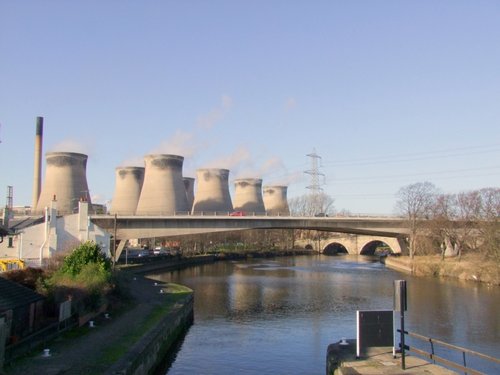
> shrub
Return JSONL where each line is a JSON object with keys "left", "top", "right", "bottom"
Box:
{"left": 42, "top": 241, "right": 113, "bottom": 314}
{"left": 60, "top": 241, "right": 111, "bottom": 277}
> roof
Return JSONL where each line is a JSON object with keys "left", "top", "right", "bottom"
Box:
{"left": 8, "top": 216, "right": 45, "bottom": 232}
{"left": 0, "top": 276, "right": 45, "bottom": 312}
{"left": 0, "top": 224, "right": 9, "bottom": 236}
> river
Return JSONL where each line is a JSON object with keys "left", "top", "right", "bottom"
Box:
{"left": 149, "top": 255, "right": 499, "bottom": 374}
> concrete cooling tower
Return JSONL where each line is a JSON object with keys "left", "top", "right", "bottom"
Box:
{"left": 35, "top": 152, "right": 92, "bottom": 215}
{"left": 233, "top": 178, "right": 265, "bottom": 215}
{"left": 263, "top": 185, "right": 290, "bottom": 216}
{"left": 183, "top": 177, "right": 195, "bottom": 212}
{"left": 110, "top": 167, "right": 145, "bottom": 215}
{"left": 192, "top": 169, "right": 233, "bottom": 214}
{"left": 135, "top": 154, "right": 189, "bottom": 215}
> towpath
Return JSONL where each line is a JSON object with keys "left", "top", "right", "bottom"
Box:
{"left": 5, "top": 271, "right": 168, "bottom": 375}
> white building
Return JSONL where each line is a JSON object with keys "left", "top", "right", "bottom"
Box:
{"left": 0, "top": 200, "right": 111, "bottom": 267}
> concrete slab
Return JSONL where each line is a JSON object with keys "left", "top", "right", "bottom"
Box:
{"left": 327, "top": 340, "right": 458, "bottom": 375}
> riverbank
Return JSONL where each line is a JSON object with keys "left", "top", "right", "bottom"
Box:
{"left": 383, "top": 254, "right": 499, "bottom": 285}
{"left": 4, "top": 268, "right": 194, "bottom": 375}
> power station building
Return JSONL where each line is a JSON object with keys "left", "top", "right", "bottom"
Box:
{"left": 263, "top": 185, "right": 290, "bottom": 216}
{"left": 135, "top": 154, "right": 190, "bottom": 215}
{"left": 35, "top": 152, "right": 92, "bottom": 215}
{"left": 109, "top": 167, "right": 145, "bottom": 215}
{"left": 1, "top": 116, "right": 296, "bottom": 266}
{"left": 192, "top": 168, "right": 233, "bottom": 214}
{"left": 232, "top": 178, "right": 266, "bottom": 215}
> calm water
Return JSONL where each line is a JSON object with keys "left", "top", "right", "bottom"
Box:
{"left": 149, "top": 255, "right": 499, "bottom": 374}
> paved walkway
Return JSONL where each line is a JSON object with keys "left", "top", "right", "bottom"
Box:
{"left": 5, "top": 273, "right": 168, "bottom": 375}
{"left": 328, "top": 342, "right": 458, "bottom": 375}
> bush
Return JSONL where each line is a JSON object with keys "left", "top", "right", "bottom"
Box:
{"left": 42, "top": 241, "right": 113, "bottom": 314}
{"left": 60, "top": 241, "right": 111, "bottom": 277}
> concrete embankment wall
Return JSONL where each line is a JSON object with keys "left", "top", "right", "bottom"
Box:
{"left": 383, "top": 255, "right": 499, "bottom": 285}
{"left": 122, "top": 255, "right": 216, "bottom": 274}
{"left": 382, "top": 256, "right": 413, "bottom": 274}
{"left": 105, "top": 294, "right": 194, "bottom": 375}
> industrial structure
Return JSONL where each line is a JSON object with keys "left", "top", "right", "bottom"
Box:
{"left": 232, "top": 178, "right": 266, "bottom": 214}
{"left": 32, "top": 116, "right": 43, "bottom": 209}
{"left": 263, "top": 185, "right": 290, "bottom": 216}
{"left": 183, "top": 177, "right": 195, "bottom": 212}
{"left": 109, "top": 167, "right": 145, "bottom": 215}
{"left": 135, "top": 154, "right": 189, "bottom": 215}
{"left": 192, "top": 168, "right": 233, "bottom": 214}
{"left": 35, "top": 152, "right": 92, "bottom": 215}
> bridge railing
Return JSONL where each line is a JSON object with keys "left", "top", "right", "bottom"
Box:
{"left": 92, "top": 211, "right": 402, "bottom": 219}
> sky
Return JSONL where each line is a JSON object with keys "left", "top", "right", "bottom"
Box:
{"left": 1, "top": 1, "right": 499, "bottom": 215}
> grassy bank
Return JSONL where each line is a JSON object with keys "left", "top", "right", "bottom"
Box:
{"left": 98, "top": 282, "right": 192, "bottom": 367}
{"left": 384, "top": 254, "right": 499, "bottom": 285}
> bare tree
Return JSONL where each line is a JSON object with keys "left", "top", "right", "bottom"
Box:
{"left": 477, "top": 187, "right": 500, "bottom": 262}
{"left": 430, "top": 193, "right": 457, "bottom": 259}
{"left": 288, "top": 192, "right": 335, "bottom": 248}
{"left": 289, "top": 192, "right": 335, "bottom": 217}
{"left": 395, "top": 182, "right": 439, "bottom": 258}
{"left": 431, "top": 191, "right": 482, "bottom": 260}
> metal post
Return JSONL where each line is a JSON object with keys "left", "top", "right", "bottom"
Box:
{"left": 401, "top": 309, "right": 406, "bottom": 370}
{"left": 112, "top": 214, "right": 117, "bottom": 269}
{"left": 394, "top": 280, "right": 407, "bottom": 370}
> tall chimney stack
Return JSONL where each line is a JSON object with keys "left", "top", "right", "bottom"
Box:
{"left": 32, "top": 116, "right": 43, "bottom": 209}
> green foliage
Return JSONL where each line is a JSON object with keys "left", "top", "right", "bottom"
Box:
{"left": 60, "top": 241, "right": 111, "bottom": 277}
{"left": 42, "top": 241, "right": 113, "bottom": 313}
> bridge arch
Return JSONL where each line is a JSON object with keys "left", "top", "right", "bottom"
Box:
{"left": 359, "top": 240, "right": 394, "bottom": 256}
{"left": 323, "top": 241, "right": 351, "bottom": 255}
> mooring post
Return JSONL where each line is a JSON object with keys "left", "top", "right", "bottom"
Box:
{"left": 394, "top": 280, "right": 407, "bottom": 370}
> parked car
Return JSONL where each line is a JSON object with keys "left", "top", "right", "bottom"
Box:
{"left": 119, "top": 247, "right": 150, "bottom": 262}
{"left": 153, "top": 246, "right": 179, "bottom": 257}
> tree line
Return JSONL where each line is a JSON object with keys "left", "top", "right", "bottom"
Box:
{"left": 395, "top": 182, "right": 499, "bottom": 261}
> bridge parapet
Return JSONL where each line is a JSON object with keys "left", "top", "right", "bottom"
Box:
{"left": 90, "top": 215, "right": 409, "bottom": 241}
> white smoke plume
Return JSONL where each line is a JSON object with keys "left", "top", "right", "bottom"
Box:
{"left": 196, "top": 95, "right": 233, "bottom": 129}
{"left": 118, "top": 156, "right": 144, "bottom": 168}
{"left": 48, "top": 139, "right": 92, "bottom": 155}
{"left": 284, "top": 97, "right": 297, "bottom": 112}
{"left": 203, "top": 146, "right": 253, "bottom": 172}
{"left": 151, "top": 130, "right": 199, "bottom": 157}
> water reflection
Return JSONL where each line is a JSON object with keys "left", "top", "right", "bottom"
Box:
{"left": 149, "top": 255, "right": 499, "bottom": 375}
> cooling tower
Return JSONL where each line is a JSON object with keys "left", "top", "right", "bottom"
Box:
{"left": 192, "top": 169, "right": 233, "bottom": 214}
{"left": 263, "top": 185, "right": 290, "bottom": 216}
{"left": 233, "top": 178, "right": 265, "bottom": 215}
{"left": 109, "top": 167, "right": 145, "bottom": 215}
{"left": 183, "top": 177, "right": 195, "bottom": 212}
{"left": 135, "top": 154, "right": 189, "bottom": 215}
{"left": 32, "top": 116, "right": 43, "bottom": 209}
{"left": 35, "top": 152, "right": 92, "bottom": 215}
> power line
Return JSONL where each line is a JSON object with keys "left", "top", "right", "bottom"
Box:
{"left": 331, "top": 165, "right": 500, "bottom": 184}
{"left": 321, "top": 145, "right": 500, "bottom": 168}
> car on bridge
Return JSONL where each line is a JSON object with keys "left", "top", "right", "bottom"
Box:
{"left": 229, "top": 211, "right": 245, "bottom": 216}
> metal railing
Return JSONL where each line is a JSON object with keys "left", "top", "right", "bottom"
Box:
{"left": 398, "top": 329, "right": 500, "bottom": 375}
{"left": 4, "top": 315, "right": 78, "bottom": 365}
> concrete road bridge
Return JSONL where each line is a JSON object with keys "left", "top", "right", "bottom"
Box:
{"left": 90, "top": 215, "right": 410, "bottom": 258}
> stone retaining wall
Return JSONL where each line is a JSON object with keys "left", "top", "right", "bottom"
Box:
{"left": 105, "top": 294, "right": 194, "bottom": 375}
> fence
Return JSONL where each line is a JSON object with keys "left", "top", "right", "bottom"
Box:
{"left": 398, "top": 329, "right": 500, "bottom": 375}
{"left": 3, "top": 315, "right": 78, "bottom": 365}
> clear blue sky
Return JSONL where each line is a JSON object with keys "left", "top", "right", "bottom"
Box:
{"left": 1, "top": 1, "right": 499, "bottom": 214}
